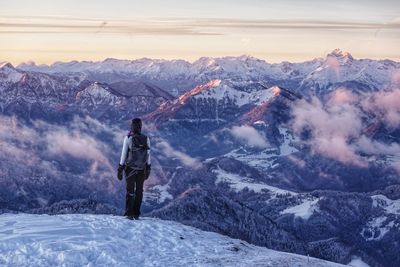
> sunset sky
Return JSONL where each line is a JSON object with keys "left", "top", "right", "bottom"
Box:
{"left": 1, "top": 0, "right": 399, "bottom": 65}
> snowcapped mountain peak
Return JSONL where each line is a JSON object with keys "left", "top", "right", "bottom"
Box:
{"left": 53, "top": 60, "right": 78, "bottom": 67}
{"left": 103, "top": 57, "right": 120, "bottom": 63}
{"left": 0, "top": 62, "right": 23, "bottom": 83}
{"left": 272, "top": 86, "right": 282, "bottom": 96}
{"left": 17, "top": 61, "right": 36, "bottom": 68}
{"left": 237, "top": 54, "right": 258, "bottom": 61}
{"left": 206, "top": 79, "right": 222, "bottom": 87}
{"left": 0, "top": 62, "right": 15, "bottom": 70}
{"left": 194, "top": 57, "right": 217, "bottom": 67}
{"left": 178, "top": 79, "right": 222, "bottom": 104}
{"left": 327, "top": 49, "right": 354, "bottom": 61}
{"left": 76, "top": 82, "right": 120, "bottom": 105}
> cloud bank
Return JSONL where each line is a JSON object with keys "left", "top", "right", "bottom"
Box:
{"left": 2, "top": 16, "right": 399, "bottom": 36}
{"left": 229, "top": 125, "right": 269, "bottom": 149}
{"left": 155, "top": 140, "right": 202, "bottom": 170}
{"left": 0, "top": 116, "right": 118, "bottom": 181}
{"left": 291, "top": 88, "right": 400, "bottom": 172}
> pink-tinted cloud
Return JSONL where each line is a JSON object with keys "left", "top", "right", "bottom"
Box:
{"left": 292, "top": 97, "right": 363, "bottom": 138}
{"left": 291, "top": 97, "right": 364, "bottom": 166}
{"left": 392, "top": 69, "right": 400, "bottom": 85}
{"left": 291, "top": 88, "right": 400, "bottom": 168}
{"left": 362, "top": 89, "right": 400, "bottom": 128}
{"left": 315, "top": 136, "right": 366, "bottom": 167}
{"left": 356, "top": 135, "right": 400, "bottom": 156}
{"left": 328, "top": 88, "right": 358, "bottom": 105}
{"left": 287, "top": 154, "right": 306, "bottom": 168}
{"left": 325, "top": 56, "right": 340, "bottom": 80}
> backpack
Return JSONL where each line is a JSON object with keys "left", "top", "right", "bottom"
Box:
{"left": 126, "top": 133, "right": 149, "bottom": 170}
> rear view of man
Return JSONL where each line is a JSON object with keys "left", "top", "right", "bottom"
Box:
{"left": 118, "top": 118, "right": 151, "bottom": 220}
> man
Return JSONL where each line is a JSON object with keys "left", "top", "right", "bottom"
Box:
{"left": 118, "top": 118, "right": 151, "bottom": 220}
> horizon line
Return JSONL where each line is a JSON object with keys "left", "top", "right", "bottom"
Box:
{"left": 4, "top": 50, "right": 400, "bottom": 67}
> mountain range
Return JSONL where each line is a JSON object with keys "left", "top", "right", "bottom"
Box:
{"left": 1, "top": 49, "right": 399, "bottom": 267}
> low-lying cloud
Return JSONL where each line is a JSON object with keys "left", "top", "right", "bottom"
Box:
{"left": 155, "top": 140, "right": 202, "bottom": 169}
{"left": 291, "top": 96, "right": 365, "bottom": 166}
{"left": 291, "top": 88, "right": 400, "bottom": 172}
{"left": 0, "top": 115, "right": 118, "bottom": 180}
{"left": 229, "top": 125, "right": 268, "bottom": 149}
{"left": 362, "top": 89, "right": 400, "bottom": 128}
{"left": 46, "top": 130, "right": 113, "bottom": 172}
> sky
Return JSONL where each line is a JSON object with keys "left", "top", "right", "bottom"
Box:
{"left": 0, "top": 0, "right": 399, "bottom": 65}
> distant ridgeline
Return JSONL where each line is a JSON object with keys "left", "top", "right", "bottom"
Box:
{"left": 0, "top": 51, "right": 399, "bottom": 266}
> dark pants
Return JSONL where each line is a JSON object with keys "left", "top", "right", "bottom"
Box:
{"left": 124, "top": 167, "right": 145, "bottom": 217}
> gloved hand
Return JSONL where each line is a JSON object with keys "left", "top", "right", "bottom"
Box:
{"left": 144, "top": 164, "right": 151, "bottom": 180}
{"left": 117, "top": 164, "right": 125, "bottom": 181}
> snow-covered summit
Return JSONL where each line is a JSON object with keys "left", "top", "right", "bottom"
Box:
{"left": 299, "top": 48, "right": 398, "bottom": 89}
{"left": 0, "top": 61, "right": 23, "bottom": 84}
{"left": 15, "top": 51, "right": 399, "bottom": 94}
{"left": 0, "top": 61, "right": 15, "bottom": 70}
{"left": 327, "top": 48, "right": 354, "bottom": 61}
{"left": 0, "top": 213, "right": 344, "bottom": 267}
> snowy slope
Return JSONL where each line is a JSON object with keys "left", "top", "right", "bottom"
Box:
{"left": 0, "top": 213, "right": 345, "bottom": 267}
{"left": 0, "top": 62, "right": 23, "bottom": 84}
{"left": 360, "top": 194, "right": 400, "bottom": 241}
{"left": 214, "top": 167, "right": 296, "bottom": 196}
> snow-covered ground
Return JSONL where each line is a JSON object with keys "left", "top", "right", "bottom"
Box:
{"left": 222, "top": 147, "right": 277, "bottom": 171}
{"left": 371, "top": 194, "right": 400, "bottom": 215}
{"left": 360, "top": 194, "right": 400, "bottom": 241}
{"left": 145, "top": 181, "right": 174, "bottom": 204}
{"left": 0, "top": 213, "right": 345, "bottom": 267}
{"left": 278, "top": 127, "right": 299, "bottom": 156}
{"left": 220, "top": 127, "right": 299, "bottom": 173}
{"left": 214, "top": 167, "right": 296, "bottom": 196}
{"left": 281, "top": 198, "right": 320, "bottom": 220}
{"left": 347, "top": 256, "right": 371, "bottom": 267}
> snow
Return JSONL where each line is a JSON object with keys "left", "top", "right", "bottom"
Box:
{"left": 371, "top": 194, "right": 400, "bottom": 215}
{"left": 253, "top": 120, "right": 266, "bottom": 126}
{"left": 0, "top": 62, "right": 23, "bottom": 83}
{"left": 16, "top": 52, "right": 399, "bottom": 93}
{"left": 300, "top": 51, "right": 396, "bottom": 90}
{"left": 76, "top": 83, "right": 120, "bottom": 106}
{"left": 214, "top": 167, "right": 296, "bottom": 196}
{"left": 360, "top": 195, "right": 400, "bottom": 241}
{"left": 249, "top": 87, "right": 275, "bottom": 105}
{"left": 223, "top": 147, "right": 277, "bottom": 171}
{"left": 328, "top": 49, "right": 354, "bottom": 61}
{"left": 146, "top": 181, "right": 174, "bottom": 204}
{"left": 360, "top": 216, "right": 391, "bottom": 241}
{"left": 0, "top": 213, "right": 344, "bottom": 267}
{"left": 177, "top": 79, "right": 221, "bottom": 104}
{"left": 278, "top": 127, "right": 298, "bottom": 156}
{"left": 281, "top": 198, "right": 320, "bottom": 220}
{"left": 193, "top": 82, "right": 275, "bottom": 108}
{"left": 347, "top": 256, "right": 371, "bottom": 267}
{"left": 223, "top": 128, "right": 297, "bottom": 172}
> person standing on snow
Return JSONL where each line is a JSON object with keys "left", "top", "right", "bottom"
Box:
{"left": 118, "top": 118, "right": 151, "bottom": 220}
